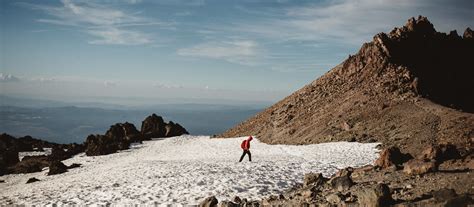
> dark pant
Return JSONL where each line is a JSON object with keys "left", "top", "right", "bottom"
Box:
{"left": 239, "top": 150, "right": 251, "bottom": 162}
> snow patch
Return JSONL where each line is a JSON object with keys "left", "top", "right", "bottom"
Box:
{"left": 0, "top": 135, "right": 380, "bottom": 205}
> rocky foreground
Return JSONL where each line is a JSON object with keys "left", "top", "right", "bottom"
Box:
{"left": 199, "top": 144, "right": 473, "bottom": 206}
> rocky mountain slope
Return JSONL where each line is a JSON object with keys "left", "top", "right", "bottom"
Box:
{"left": 219, "top": 16, "right": 474, "bottom": 155}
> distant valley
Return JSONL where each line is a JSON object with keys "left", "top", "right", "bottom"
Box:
{"left": 0, "top": 101, "right": 263, "bottom": 144}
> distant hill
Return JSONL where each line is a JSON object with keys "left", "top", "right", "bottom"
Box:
{"left": 219, "top": 16, "right": 474, "bottom": 155}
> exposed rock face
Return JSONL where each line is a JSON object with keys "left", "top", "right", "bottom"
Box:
{"left": 403, "top": 159, "right": 437, "bottom": 175}
{"left": 48, "top": 160, "right": 68, "bottom": 175}
{"left": 10, "top": 155, "right": 49, "bottom": 174}
{"left": 141, "top": 114, "right": 189, "bottom": 140}
{"left": 26, "top": 177, "right": 40, "bottom": 184}
{"left": 199, "top": 196, "right": 218, "bottom": 207}
{"left": 303, "top": 172, "right": 326, "bottom": 187}
{"left": 356, "top": 183, "right": 392, "bottom": 207}
{"left": 375, "top": 147, "right": 411, "bottom": 168}
{"left": 141, "top": 114, "right": 166, "bottom": 139}
{"left": 84, "top": 134, "right": 129, "bottom": 156}
{"left": 49, "top": 146, "right": 70, "bottom": 161}
{"left": 106, "top": 122, "right": 142, "bottom": 143}
{"left": 164, "top": 121, "right": 189, "bottom": 137}
{"left": 218, "top": 16, "right": 474, "bottom": 156}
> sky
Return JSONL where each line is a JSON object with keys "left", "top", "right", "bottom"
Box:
{"left": 1, "top": 0, "right": 473, "bottom": 106}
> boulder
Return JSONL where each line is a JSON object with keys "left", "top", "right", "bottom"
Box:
{"left": 464, "top": 27, "right": 473, "bottom": 39}
{"left": 63, "top": 143, "right": 85, "bottom": 157}
{"left": 141, "top": 114, "right": 167, "bottom": 139}
{"left": 106, "top": 122, "right": 142, "bottom": 143}
{"left": 84, "top": 134, "right": 129, "bottom": 156}
{"left": 303, "top": 172, "right": 327, "bottom": 187}
{"left": 10, "top": 155, "right": 49, "bottom": 174}
{"left": 356, "top": 183, "right": 392, "bottom": 207}
{"left": 218, "top": 201, "right": 239, "bottom": 207}
{"left": 49, "top": 146, "right": 70, "bottom": 161}
{"left": 48, "top": 160, "right": 68, "bottom": 175}
{"left": 199, "top": 196, "right": 218, "bottom": 207}
{"left": 375, "top": 147, "right": 412, "bottom": 168}
{"left": 164, "top": 121, "right": 189, "bottom": 137}
{"left": 418, "top": 144, "right": 461, "bottom": 163}
{"left": 326, "top": 193, "right": 342, "bottom": 204}
{"left": 26, "top": 177, "right": 40, "bottom": 184}
{"left": 0, "top": 134, "right": 20, "bottom": 173}
{"left": 67, "top": 163, "right": 81, "bottom": 169}
{"left": 432, "top": 188, "right": 457, "bottom": 202}
{"left": 329, "top": 174, "right": 353, "bottom": 192}
{"left": 141, "top": 114, "right": 189, "bottom": 139}
{"left": 432, "top": 188, "right": 472, "bottom": 206}
{"left": 232, "top": 196, "right": 242, "bottom": 204}
{"left": 403, "top": 159, "right": 437, "bottom": 175}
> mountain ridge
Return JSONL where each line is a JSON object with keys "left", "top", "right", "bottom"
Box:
{"left": 218, "top": 16, "right": 474, "bottom": 155}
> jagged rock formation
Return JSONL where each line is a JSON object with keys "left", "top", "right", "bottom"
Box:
{"left": 84, "top": 134, "right": 129, "bottom": 156}
{"left": 85, "top": 115, "right": 188, "bottom": 156}
{"left": 219, "top": 16, "right": 474, "bottom": 155}
{"left": 141, "top": 114, "right": 189, "bottom": 140}
{"left": 105, "top": 122, "right": 143, "bottom": 143}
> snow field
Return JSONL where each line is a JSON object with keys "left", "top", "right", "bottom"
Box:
{"left": 0, "top": 135, "right": 380, "bottom": 205}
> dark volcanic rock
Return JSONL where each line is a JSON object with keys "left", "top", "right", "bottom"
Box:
{"left": 48, "top": 160, "right": 68, "bottom": 175}
{"left": 329, "top": 174, "right": 353, "bottom": 192}
{"left": 26, "top": 177, "right": 40, "bottom": 184}
{"left": 375, "top": 147, "right": 412, "bottom": 168}
{"left": 403, "top": 159, "right": 437, "bottom": 175}
{"left": 106, "top": 122, "right": 142, "bottom": 143}
{"left": 199, "top": 196, "right": 218, "bottom": 207}
{"left": 141, "top": 114, "right": 166, "bottom": 140}
{"left": 164, "top": 121, "right": 189, "bottom": 137}
{"left": 67, "top": 163, "right": 81, "bottom": 169}
{"left": 63, "top": 143, "right": 85, "bottom": 157}
{"left": 49, "top": 146, "right": 70, "bottom": 161}
{"left": 85, "top": 134, "right": 129, "bottom": 156}
{"left": 0, "top": 134, "right": 20, "bottom": 174}
{"left": 141, "top": 114, "right": 189, "bottom": 139}
{"left": 356, "top": 183, "right": 392, "bottom": 207}
{"left": 10, "top": 155, "right": 49, "bottom": 174}
{"left": 303, "top": 172, "right": 326, "bottom": 187}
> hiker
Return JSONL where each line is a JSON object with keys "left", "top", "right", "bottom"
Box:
{"left": 239, "top": 136, "right": 253, "bottom": 162}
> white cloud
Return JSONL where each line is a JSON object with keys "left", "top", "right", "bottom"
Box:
{"left": 0, "top": 73, "right": 20, "bottom": 83}
{"left": 21, "top": 0, "right": 166, "bottom": 45}
{"left": 177, "top": 40, "right": 261, "bottom": 65}
{"left": 226, "top": 0, "right": 474, "bottom": 45}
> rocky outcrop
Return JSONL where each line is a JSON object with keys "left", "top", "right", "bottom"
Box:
{"left": 48, "top": 160, "right": 68, "bottom": 175}
{"left": 26, "top": 177, "right": 40, "bottom": 184}
{"left": 375, "top": 147, "right": 412, "bottom": 169}
{"left": 10, "top": 155, "right": 49, "bottom": 174}
{"left": 141, "top": 114, "right": 189, "bottom": 140}
{"left": 84, "top": 134, "right": 129, "bottom": 156}
{"left": 141, "top": 114, "right": 166, "bottom": 139}
{"left": 356, "top": 183, "right": 392, "bottom": 207}
{"left": 106, "top": 122, "right": 143, "bottom": 143}
{"left": 199, "top": 196, "right": 218, "bottom": 207}
{"left": 218, "top": 16, "right": 474, "bottom": 156}
{"left": 84, "top": 114, "right": 187, "bottom": 156}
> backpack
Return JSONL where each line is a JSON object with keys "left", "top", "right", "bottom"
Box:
{"left": 241, "top": 140, "right": 247, "bottom": 149}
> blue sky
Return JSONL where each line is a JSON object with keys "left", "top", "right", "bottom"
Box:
{"left": 1, "top": 0, "right": 473, "bottom": 106}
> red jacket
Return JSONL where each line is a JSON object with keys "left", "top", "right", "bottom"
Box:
{"left": 241, "top": 136, "right": 253, "bottom": 150}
